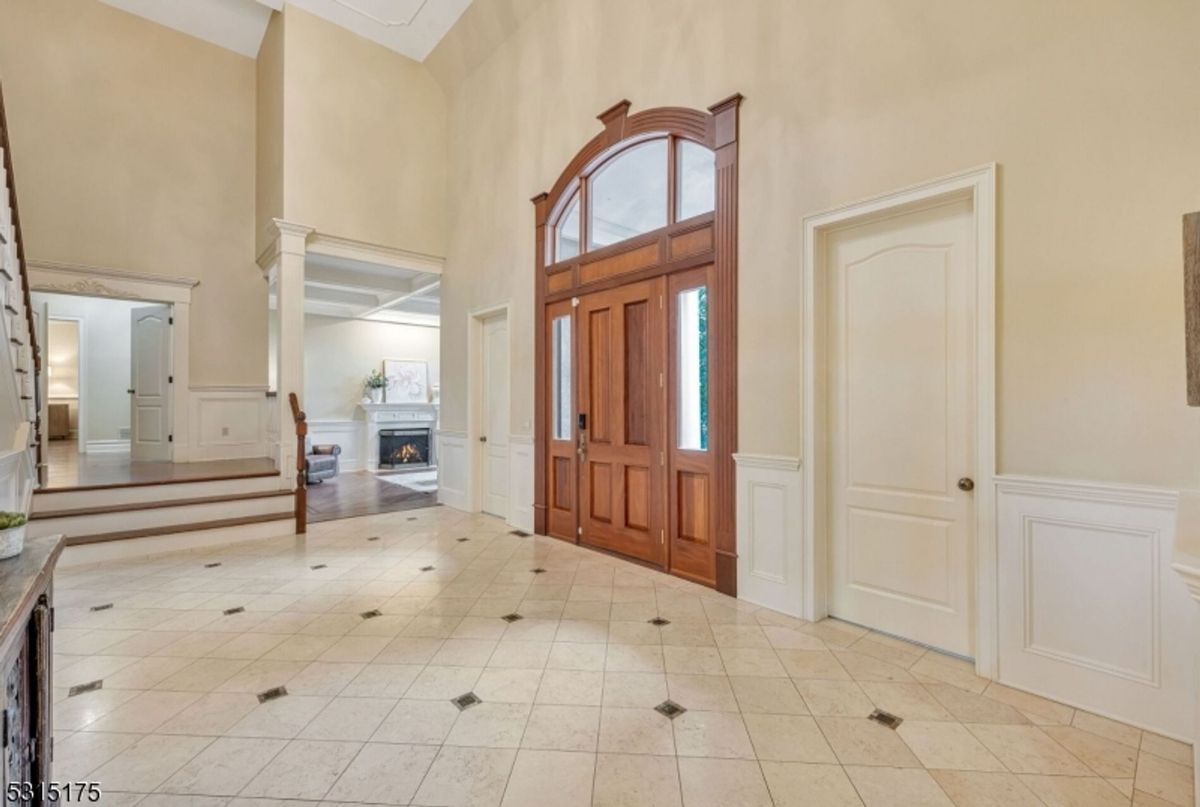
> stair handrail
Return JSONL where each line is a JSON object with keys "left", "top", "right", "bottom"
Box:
{"left": 0, "top": 80, "right": 43, "bottom": 492}
{"left": 288, "top": 392, "right": 307, "bottom": 534}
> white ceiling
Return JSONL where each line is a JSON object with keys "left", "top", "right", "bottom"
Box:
{"left": 98, "top": 0, "right": 473, "bottom": 61}
{"left": 269, "top": 252, "right": 441, "bottom": 326}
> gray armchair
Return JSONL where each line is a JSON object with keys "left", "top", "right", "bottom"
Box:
{"left": 305, "top": 443, "right": 341, "bottom": 484}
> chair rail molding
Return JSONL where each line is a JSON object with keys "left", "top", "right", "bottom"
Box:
{"left": 996, "top": 473, "right": 1192, "bottom": 739}
{"left": 734, "top": 453, "right": 803, "bottom": 616}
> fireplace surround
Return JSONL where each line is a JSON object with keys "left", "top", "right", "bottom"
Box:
{"left": 359, "top": 402, "right": 438, "bottom": 472}
{"left": 379, "top": 427, "right": 432, "bottom": 469}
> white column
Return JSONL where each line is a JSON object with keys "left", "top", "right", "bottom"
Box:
{"left": 272, "top": 219, "right": 312, "bottom": 487}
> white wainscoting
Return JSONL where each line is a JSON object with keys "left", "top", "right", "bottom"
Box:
{"left": 85, "top": 439, "right": 130, "bottom": 454}
{"left": 437, "top": 430, "right": 469, "bottom": 511}
{"left": 509, "top": 434, "right": 534, "bottom": 532}
{"left": 187, "top": 387, "right": 269, "bottom": 461}
{"left": 308, "top": 419, "right": 365, "bottom": 472}
{"left": 996, "top": 475, "right": 1194, "bottom": 739}
{"left": 735, "top": 454, "right": 804, "bottom": 617}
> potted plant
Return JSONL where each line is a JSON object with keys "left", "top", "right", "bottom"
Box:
{"left": 364, "top": 369, "right": 387, "bottom": 404}
{"left": 0, "top": 511, "right": 28, "bottom": 560}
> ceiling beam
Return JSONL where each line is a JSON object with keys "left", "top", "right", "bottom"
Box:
{"left": 359, "top": 280, "right": 441, "bottom": 319}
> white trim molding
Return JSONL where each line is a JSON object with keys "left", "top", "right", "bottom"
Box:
{"left": 509, "top": 434, "right": 534, "bottom": 533}
{"left": 801, "top": 163, "right": 998, "bottom": 676}
{"left": 997, "top": 474, "right": 1193, "bottom": 739}
{"left": 735, "top": 454, "right": 804, "bottom": 616}
{"left": 437, "top": 429, "right": 470, "bottom": 511}
{"left": 187, "top": 386, "right": 270, "bottom": 461}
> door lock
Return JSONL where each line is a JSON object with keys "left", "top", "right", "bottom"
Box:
{"left": 957, "top": 477, "right": 975, "bottom": 492}
{"left": 126, "top": 388, "right": 135, "bottom": 395}
{"left": 479, "top": 435, "right": 487, "bottom": 443}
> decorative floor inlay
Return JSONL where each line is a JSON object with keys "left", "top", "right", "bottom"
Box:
{"left": 501, "top": 613, "right": 524, "bottom": 623}
{"left": 310, "top": 563, "right": 327, "bottom": 570}
{"left": 256, "top": 685, "right": 288, "bottom": 704}
{"left": 203, "top": 562, "right": 221, "bottom": 568}
{"left": 48, "top": 506, "right": 1193, "bottom": 806}
{"left": 509, "top": 529, "right": 531, "bottom": 537}
{"left": 420, "top": 565, "right": 435, "bottom": 572}
{"left": 88, "top": 603, "right": 112, "bottom": 612}
{"left": 869, "top": 708, "right": 903, "bottom": 729}
{"left": 457, "top": 537, "right": 470, "bottom": 542}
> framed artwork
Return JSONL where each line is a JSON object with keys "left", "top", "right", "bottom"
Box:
{"left": 383, "top": 359, "right": 429, "bottom": 403}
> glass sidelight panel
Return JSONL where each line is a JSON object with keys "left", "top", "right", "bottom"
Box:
{"left": 589, "top": 139, "right": 668, "bottom": 248}
{"left": 555, "top": 192, "right": 581, "bottom": 261}
{"left": 676, "top": 140, "right": 716, "bottom": 220}
{"left": 552, "top": 315, "right": 572, "bottom": 439}
{"left": 677, "top": 286, "right": 709, "bottom": 451}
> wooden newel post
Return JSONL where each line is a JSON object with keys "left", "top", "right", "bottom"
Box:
{"left": 1185, "top": 212, "right": 1200, "bottom": 406}
{"left": 289, "top": 393, "right": 308, "bottom": 534}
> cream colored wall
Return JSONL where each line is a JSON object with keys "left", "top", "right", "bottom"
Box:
{"left": 0, "top": 0, "right": 263, "bottom": 387}
{"left": 304, "top": 314, "right": 439, "bottom": 421}
{"left": 428, "top": 0, "right": 1200, "bottom": 489}
{"left": 256, "top": 10, "right": 286, "bottom": 256}
{"left": 279, "top": 6, "right": 448, "bottom": 257}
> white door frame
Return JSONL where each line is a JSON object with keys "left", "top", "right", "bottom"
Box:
{"left": 802, "top": 164, "right": 997, "bottom": 676}
{"left": 467, "top": 301, "right": 512, "bottom": 519}
{"left": 46, "top": 315, "right": 87, "bottom": 453}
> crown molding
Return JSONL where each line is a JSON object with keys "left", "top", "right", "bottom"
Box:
{"left": 27, "top": 259, "right": 200, "bottom": 289}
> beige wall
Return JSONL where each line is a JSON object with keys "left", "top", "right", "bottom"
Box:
{"left": 0, "top": 0, "right": 263, "bottom": 387}
{"left": 304, "top": 314, "right": 439, "bottom": 421}
{"left": 279, "top": 6, "right": 448, "bottom": 257}
{"left": 256, "top": 10, "right": 286, "bottom": 256}
{"left": 428, "top": 0, "right": 1200, "bottom": 490}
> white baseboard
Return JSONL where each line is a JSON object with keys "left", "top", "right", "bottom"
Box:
{"left": 734, "top": 454, "right": 804, "bottom": 617}
{"left": 996, "top": 474, "right": 1192, "bottom": 739}
{"left": 84, "top": 439, "right": 130, "bottom": 454}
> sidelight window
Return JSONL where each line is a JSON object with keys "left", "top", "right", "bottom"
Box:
{"left": 552, "top": 315, "right": 572, "bottom": 440}
{"left": 678, "top": 285, "right": 709, "bottom": 451}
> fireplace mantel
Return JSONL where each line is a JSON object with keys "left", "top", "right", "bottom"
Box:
{"left": 357, "top": 402, "right": 439, "bottom": 471}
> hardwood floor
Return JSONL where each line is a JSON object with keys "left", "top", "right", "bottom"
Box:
{"left": 44, "top": 441, "right": 278, "bottom": 490}
{"left": 306, "top": 470, "right": 437, "bottom": 523}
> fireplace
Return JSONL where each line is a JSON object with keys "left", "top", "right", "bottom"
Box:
{"left": 379, "top": 427, "right": 432, "bottom": 469}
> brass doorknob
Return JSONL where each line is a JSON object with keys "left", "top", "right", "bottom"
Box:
{"left": 957, "top": 477, "right": 975, "bottom": 492}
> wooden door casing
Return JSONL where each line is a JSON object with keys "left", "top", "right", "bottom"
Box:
{"left": 545, "top": 298, "right": 577, "bottom": 540}
{"left": 577, "top": 278, "right": 668, "bottom": 565}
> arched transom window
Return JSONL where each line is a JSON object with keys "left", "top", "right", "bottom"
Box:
{"left": 549, "top": 135, "right": 716, "bottom": 264}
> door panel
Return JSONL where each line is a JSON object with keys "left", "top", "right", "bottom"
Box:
{"left": 578, "top": 278, "right": 667, "bottom": 564}
{"left": 130, "top": 304, "right": 172, "bottom": 462}
{"left": 481, "top": 314, "right": 510, "bottom": 518}
{"left": 828, "top": 197, "right": 975, "bottom": 656}
{"left": 545, "top": 301, "right": 576, "bottom": 539}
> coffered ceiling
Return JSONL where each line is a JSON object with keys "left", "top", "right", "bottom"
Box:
{"left": 97, "top": 0, "right": 473, "bottom": 60}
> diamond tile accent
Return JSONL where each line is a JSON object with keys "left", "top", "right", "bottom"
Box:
{"left": 310, "top": 564, "right": 328, "bottom": 570}
{"left": 655, "top": 700, "right": 687, "bottom": 719}
{"left": 869, "top": 708, "right": 903, "bottom": 729}
{"left": 531, "top": 568, "right": 547, "bottom": 574}
{"left": 457, "top": 537, "right": 470, "bottom": 542}
{"left": 648, "top": 617, "right": 671, "bottom": 626}
{"left": 257, "top": 685, "right": 289, "bottom": 704}
{"left": 68, "top": 680, "right": 103, "bottom": 698}
{"left": 367, "top": 536, "right": 380, "bottom": 541}
{"left": 501, "top": 613, "right": 524, "bottom": 623}
{"left": 360, "top": 609, "right": 383, "bottom": 619}
{"left": 89, "top": 603, "right": 113, "bottom": 612}
{"left": 420, "top": 566, "right": 435, "bottom": 572}
{"left": 451, "top": 692, "right": 482, "bottom": 711}
{"left": 204, "top": 562, "right": 222, "bottom": 568}
{"left": 224, "top": 606, "right": 245, "bottom": 615}
{"left": 509, "top": 530, "right": 531, "bottom": 537}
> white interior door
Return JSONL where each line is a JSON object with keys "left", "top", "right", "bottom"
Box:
{"left": 130, "top": 304, "right": 172, "bottom": 462}
{"left": 480, "top": 313, "right": 509, "bottom": 518}
{"left": 828, "top": 196, "right": 976, "bottom": 657}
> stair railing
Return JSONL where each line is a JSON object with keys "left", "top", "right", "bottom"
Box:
{"left": 288, "top": 392, "right": 307, "bottom": 534}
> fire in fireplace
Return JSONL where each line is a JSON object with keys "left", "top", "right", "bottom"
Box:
{"left": 379, "top": 428, "right": 432, "bottom": 469}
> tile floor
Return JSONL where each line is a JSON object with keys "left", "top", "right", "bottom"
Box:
{"left": 51, "top": 507, "right": 1194, "bottom": 806}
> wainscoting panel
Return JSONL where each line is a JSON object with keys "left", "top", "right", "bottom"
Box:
{"left": 438, "top": 430, "right": 469, "bottom": 511}
{"left": 996, "top": 475, "right": 1194, "bottom": 738}
{"left": 308, "top": 419, "right": 365, "bottom": 472}
{"left": 735, "top": 454, "right": 804, "bottom": 617}
{"left": 188, "top": 388, "right": 269, "bottom": 461}
{"left": 509, "top": 434, "right": 534, "bottom": 532}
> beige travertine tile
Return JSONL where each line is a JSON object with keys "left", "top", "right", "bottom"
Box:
{"left": 1143, "top": 733, "right": 1195, "bottom": 767}
{"left": 910, "top": 654, "right": 989, "bottom": 694}
{"left": 662, "top": 645, "right": 724, "bottom": 674}
{"left": 930, "top": 769, "right": 1044, "bottom": 807}
{"left": 411, "top": 746, "right": 516, "bottom": 807}
{"left": 372, "top": 699, "right": 460, "bottom": 744}
{"left": 159, "top": 736, "right": 286, "bottom": 795}
{"left": 896, "top": 720, "right": 1006, "bottom": 771}
{"left": 536, "top": 668, "right": 603, "bottom": 705}
{"left": 794, "top": 679, "right": 875, "bottom": 717}
{"left": 818, "top": 717, "right": 922, "bottom": 768}
{"left": 844, "top": 765, "right": 955, "bottom": 807}
{"left": 776, "top": 649, "right": 850, "bottom": 680}
{"left": 547, "top": 641, "right": 608, "bottom": 670}
{"left": 488, "top": 640, "right": 552, "bottom": 669}
{"left": 832, "top": 650, "right": 916, "bottom": 683}
{"left": 325, "top": 742, "right": 438, "bottom": 804}
{"left": 444, "top": 701, "right": 531, "bottom": 748}
{"left": 926, "top": 684, "right": 1030, "bottom": 724}
{"left": 672, "top": 710, "right": 755, "bottom": 759}
{"left": 966, "top": 724, "right": 1092, "bottom": 775}
{"left": 603, "top": 671, "right": 668, "bottom": 708}
{"left": 405, "top": 665, "right": 482, "bottom": 699}
{"left": 1018, "top": 774, "right": 1131, "bottom": 807}
{"left": 592, "top": 753, "right": 682, "bottom": 807}
{"left": 598, "top": 707, "right": 675, "bottom": 755}
{"left": 982, "top": 682, "right": 1075, "bottom": 725}
{"left": 761, "top": 626, "right": 828, "bottom": 651}
{"left": 1135, "top": 750, "right": 1194, "bottom": 806}
{"left": 52, "top": 731, "right": 141, "bottom": 781}
{"left": 665, "top": 674, "right": 738, "bottom": 712}
{"left": 718, "top": 647, "right": 787, "bottom": 677}
{"left": 856, "top": 682, "right": 952, "bottom": 721}
{"left": 1072, "top": 711, "right": 1143, "bottom": 749}
{"left": 677, "top": 757, "right": 773, "bottom": 807}
{"left": 1042, "top": 725, "right": 1138, "bottom": 778}
{"left": 79, "top": 690, "right": 200, "bottom": 733}
{"left": 522, "top": 704, "right": 600, "bottom": 751}
{"left": 605, "top": 643, "right": 665, "bottom": 672}
{"left": 743, "top": 713, "right": 837, "bottom": 763}
{"left": 474, "top": 668, "right": 543, "bottom": 703}
{"left": 500, "top": 749, "right": 595, "bottom": 807}
{"left": 227, "top": 694, "right": 329, "bottom": 740}
{"left": 89, "top": 734, "right": 213, "bottom": 793}
{"left": 280, "top": 661, "right": 363, "bottom": 696}
{"left": 299, "top": 696, "right": 394, "bottom": 741}
{"left": 761, "top": 761, "right": 864, "bottom": 807}
{"left": 431, "top": 638, "right": 499, "bottom": 666}
{"left": 729, "top": 676, "right": 810, "bottom": 715}
{"left": 340, "top": 663, "right": 421, "bottom": 697}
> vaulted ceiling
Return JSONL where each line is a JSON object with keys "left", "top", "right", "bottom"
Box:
{"left": 97, "top": 0, "right": 474, "bottom": 60}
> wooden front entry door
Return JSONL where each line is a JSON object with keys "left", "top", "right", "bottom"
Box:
{"left": 577, "top": 278, "right": 668, "bottom": 565}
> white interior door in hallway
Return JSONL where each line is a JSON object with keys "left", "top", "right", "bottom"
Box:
{"left": 480, "top": 312, "right": 510, "bottom": 518}
{"left": 827, "top": 196, "right": 977, "bottom": 657}
{"left": 130, "top": 304, "right": 173, "bottom": 462}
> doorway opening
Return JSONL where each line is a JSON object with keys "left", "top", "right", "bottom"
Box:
{"left": 35, "top": 291, "right": 179, "bottom": 488}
